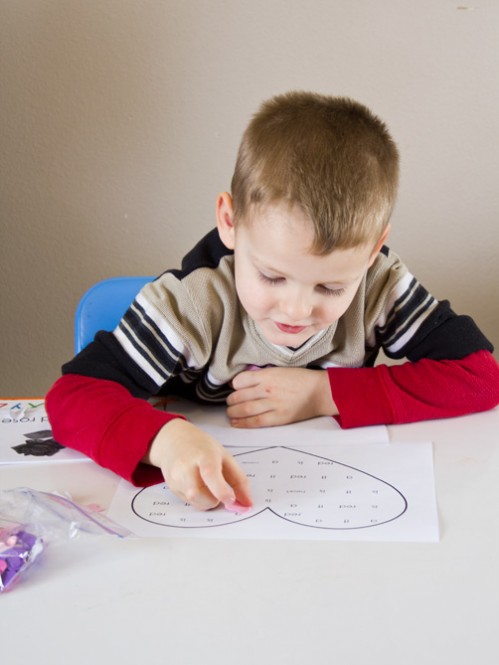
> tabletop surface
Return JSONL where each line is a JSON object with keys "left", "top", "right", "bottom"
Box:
{"left": 2, "top": 407, "right": 498, "bottom": 665}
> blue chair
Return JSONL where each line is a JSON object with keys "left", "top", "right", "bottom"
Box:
{"left": 74, "top": 276, "right": 155, "bottom": 353}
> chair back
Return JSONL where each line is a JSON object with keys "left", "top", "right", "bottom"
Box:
{"left": 74, "top": 276, "right": 154, "bottom": 353}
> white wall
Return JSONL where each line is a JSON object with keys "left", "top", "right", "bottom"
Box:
{"left": 1, "top": 0, "right": 498, "bottom": 396}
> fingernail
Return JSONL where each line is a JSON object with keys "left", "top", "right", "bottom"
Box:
{"left": 224, "top": 501, "right": 251, "bottom": 514}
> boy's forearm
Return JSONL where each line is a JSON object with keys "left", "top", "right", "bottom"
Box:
{"left": 45, "top": 374, "right": 184, "bottom": 486}
{"left": 328, "top": 350, "right": 499, "bottom": 428}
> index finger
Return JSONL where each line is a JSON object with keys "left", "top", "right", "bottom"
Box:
{"left": 199, "top": 455, "right": 252, "bottom": 509}
{"left": 222, "top": 454, "right": 253, "bottom": 508}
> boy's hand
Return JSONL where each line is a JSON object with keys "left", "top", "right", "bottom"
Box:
{"left": 227, "top": 367, "right": 337, "bottom": 428}
{"left": 145, "top": 419, "right": 252, "bottom": 511}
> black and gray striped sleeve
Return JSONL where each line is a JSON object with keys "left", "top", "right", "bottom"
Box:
{"left": 371, "top": 259, "right": 493, "bottom": 362}
{"left": 113, "top": 289, "right": 194, "bottom": 388}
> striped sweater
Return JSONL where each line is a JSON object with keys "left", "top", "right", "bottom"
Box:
{"left": 46, "top": 229, "right": 499, "bottom": 485}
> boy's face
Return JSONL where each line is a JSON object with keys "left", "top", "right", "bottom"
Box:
{"left": 217, "top": 195, "right": 385, "bottom": 348}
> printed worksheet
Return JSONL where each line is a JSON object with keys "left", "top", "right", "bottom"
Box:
{"left": 0, "top": 399, "right": 86, "bottom": 464}
{"left": 108, "top": 414, "right": 439, "bottom": 542}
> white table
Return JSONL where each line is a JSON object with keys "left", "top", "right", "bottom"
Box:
{"left": 2, "top": 408, "right": 498, "bottom": 665}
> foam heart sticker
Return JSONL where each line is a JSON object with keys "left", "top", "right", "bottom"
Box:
{"left": 132, "top": 446, "right": 408, "bottom": 530}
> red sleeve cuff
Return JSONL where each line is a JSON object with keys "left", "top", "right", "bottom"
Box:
{"left": 97, "top": 399, "right": 182, "bottom": 486}
{"left": 327, "top": 365, "right": 395, "bottom": 428}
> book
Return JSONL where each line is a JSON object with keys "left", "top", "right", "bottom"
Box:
{"left": 0, "top": 399, "right": 86, "bottom": 464}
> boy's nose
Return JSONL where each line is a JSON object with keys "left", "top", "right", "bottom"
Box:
{"left": 280, "top": 295, "right": 312, "bottom": 322}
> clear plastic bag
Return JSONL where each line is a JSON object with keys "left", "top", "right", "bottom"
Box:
{"left": 0, "top": 487, "right": 131, "bottom": 592}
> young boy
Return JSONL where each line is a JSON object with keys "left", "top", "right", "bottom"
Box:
{"left": 46, "top": 91, "right": 499, "bottom": 512}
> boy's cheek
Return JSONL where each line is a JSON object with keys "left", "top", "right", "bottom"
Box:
{"left": 330, "top": 291, "right": 357, "bottom": 317}
{"left": 238, "top": 288, "right": 270, "bottom": 318}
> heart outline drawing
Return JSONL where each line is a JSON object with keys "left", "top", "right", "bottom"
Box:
{"left": 132, "top": 446, "right": 408, "bottom": 531}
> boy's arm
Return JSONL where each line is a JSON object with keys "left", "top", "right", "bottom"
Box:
{"left": 331, "top": 257, "right": 499, "bottom": 427}
{"left": 46, "top": 373, "right": 253, "bottom": 508}
{"left": 45, "top": 373, "right": 182, "bottom": 486}
{"left": 46, "top": 270, "right": 252, "bottom": 495}
{"left": 227, "top": 350, "right": 499, "bottom": 428}
{"left": 328, "top": 349, "right": 499, "bottom": 428}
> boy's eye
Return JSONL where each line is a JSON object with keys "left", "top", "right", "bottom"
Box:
{"left": 317, "top": 285, "right": 345, "bottom": 297}
{"left": 258, "top": 272, "right": 284, "bottom": 285}
{"left": 257, "top": 272, "right": 345, "bottom": 296}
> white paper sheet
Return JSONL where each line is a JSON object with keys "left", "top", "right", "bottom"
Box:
{"left": 108, "top": 435, "right": 439, "bottom": 543}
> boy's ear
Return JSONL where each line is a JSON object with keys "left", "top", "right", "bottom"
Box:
{"left": 368, "top": 224, "right": 391, "bottom": 267}
{"left": 216, "top": 192, "right": 236, "bottom": 249}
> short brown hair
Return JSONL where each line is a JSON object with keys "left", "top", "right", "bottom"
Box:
{"left": 231, "top": 91, "right": 399, "bottom": 253}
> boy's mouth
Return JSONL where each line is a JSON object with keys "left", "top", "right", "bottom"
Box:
{"left": 275, "top": 322, "right": 308, "bottom": 334}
